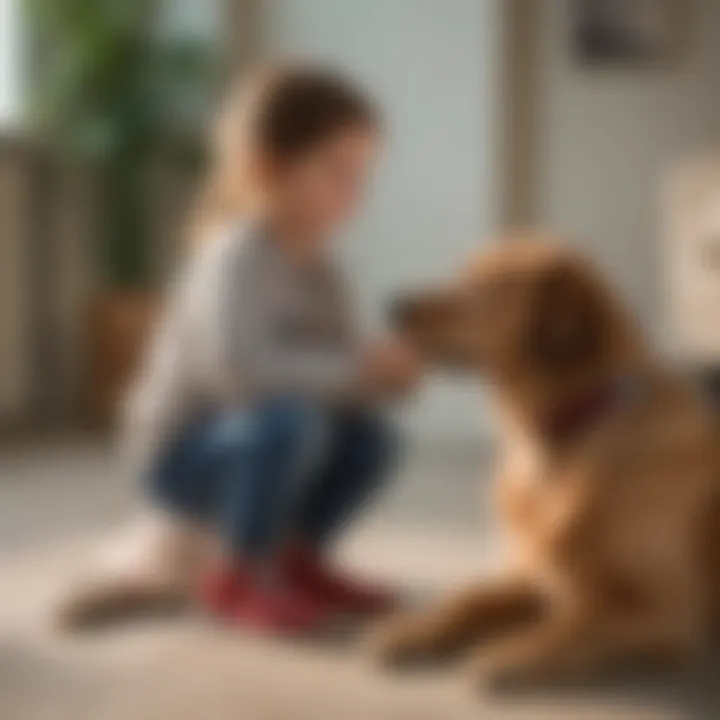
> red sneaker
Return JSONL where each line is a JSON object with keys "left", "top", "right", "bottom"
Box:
{"left": 231, "top": 577, "right": 329, "bottom": 635}
{"left": 199, "top": 564, "right": 247, "bottom": 617}
{"left": 284, "top": 545, "right": 395, "bottom": 616}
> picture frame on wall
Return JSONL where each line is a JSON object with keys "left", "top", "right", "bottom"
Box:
{"left": 571, "top": 0, "right": 692, "bottom": 67}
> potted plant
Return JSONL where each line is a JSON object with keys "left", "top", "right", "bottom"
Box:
{"left": 28, "top": 0, "right": 217, "bottom": 424}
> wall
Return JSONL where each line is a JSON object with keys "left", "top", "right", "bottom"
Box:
{"left": 158, "top": 0, "right": 223, "bottom": 40}
{"left": 534, "top": 0, "right": 720, "bottom": 339}
{"left": 262, "top": 0, "right": 503, "bottom": 442}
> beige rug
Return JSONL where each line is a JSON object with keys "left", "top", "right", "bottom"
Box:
{"left": 0, "top": 524, "right": 698, "bottom": 720}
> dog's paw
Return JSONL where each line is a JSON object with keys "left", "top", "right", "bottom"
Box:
{"left": 364, "top": 617, "right": 435, "bottom": 669}
{"left": 465, "top": 642, "right": 544, "bottom": 693}
{"left": 468, "top": 654, "right": 531, "bottom": 693}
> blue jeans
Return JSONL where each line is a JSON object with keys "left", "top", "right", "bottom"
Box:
{"left": 149, "top": 400, "right": 397, "bottom": 559}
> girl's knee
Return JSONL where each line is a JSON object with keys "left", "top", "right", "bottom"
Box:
{"left": 204, "top": 411, "right": 257, "bottom": 459}
{"left": 192, "top": 402, "right": 330, "bottom": 485}
{"left": 253, "top": 399, "right": 329, "bottom": 460}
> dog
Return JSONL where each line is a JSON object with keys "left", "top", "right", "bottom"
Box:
{"left": 372, "top": 234, "right": 720, "bottom": 687}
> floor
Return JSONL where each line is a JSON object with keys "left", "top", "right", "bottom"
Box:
{"left": 0, "top": 440, "right": 718, "bottom": 720}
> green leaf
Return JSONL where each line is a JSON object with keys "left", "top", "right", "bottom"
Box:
{"left": 25, "top": 0, "right": 220, "bottom": 285}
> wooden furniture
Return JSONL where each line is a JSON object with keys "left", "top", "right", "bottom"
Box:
{"left": 0, "top": 139, "right": 35, "bottom": 426}
{"left": 0, "top": 137, "right": 90, "bottom": 430}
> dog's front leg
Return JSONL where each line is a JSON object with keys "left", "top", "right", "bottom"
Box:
{"left": 467, "top": 596, "right": 701, "bottom": 689}
{"left": 370, "top": 575, "right": 543, "bottom": 666}
{"left": 466, "top": 604, "right": 594, "bottom": 688}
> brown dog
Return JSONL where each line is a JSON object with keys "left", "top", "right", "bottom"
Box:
{"left": 373, "top": 235, "right": 720, "bottom": 687}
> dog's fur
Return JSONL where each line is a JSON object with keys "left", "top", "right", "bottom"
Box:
{"left": 373, "top": 235, "right": 720, "bottom": 687}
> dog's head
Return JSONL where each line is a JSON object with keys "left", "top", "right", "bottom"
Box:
{"left": 392, "top": 235, "right": 643, "bottom": 415}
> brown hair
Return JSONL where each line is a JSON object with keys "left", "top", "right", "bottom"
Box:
{"left": 190, "top": 64, "right": 379, "bottom": 245}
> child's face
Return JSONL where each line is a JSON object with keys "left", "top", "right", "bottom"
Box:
{"left": 267, "top": 128, "right": 379, "bottom": 248}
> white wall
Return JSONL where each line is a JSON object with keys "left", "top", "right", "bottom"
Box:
{"left": 535, "top": 0, "right": 720, "bottom": 338}
{"left": 158, "top": 0, "right": 223, "bottom": 41}
{"left": 262, "top": 0, "right": 503, "bottom": 442}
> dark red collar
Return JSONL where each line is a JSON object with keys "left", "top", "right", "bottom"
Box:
{"left": 545, "top": 377, "right": 641, "bottom": 442}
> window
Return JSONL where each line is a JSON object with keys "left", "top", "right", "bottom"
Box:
{"left": 0, "top": 0, "right": 23, "bottom": 128}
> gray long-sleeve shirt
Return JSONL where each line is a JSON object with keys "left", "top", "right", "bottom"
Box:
{"left": 122, "top": 221, "right": 362, "bottom": 473}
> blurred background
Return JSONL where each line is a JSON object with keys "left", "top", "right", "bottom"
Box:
{"left": 3, "top": 1, "right": 720, "bottom": 719}
{"left": 2, "top": 0, "right": 720, "bottom": 443}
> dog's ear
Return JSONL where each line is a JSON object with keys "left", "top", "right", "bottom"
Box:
{"left": 526, "top": 264, "right": 607, "bottom": 376}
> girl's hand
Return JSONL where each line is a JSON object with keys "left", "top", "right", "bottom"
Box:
{"left": 361, "top": 335, "right": 423, "bottom": 397}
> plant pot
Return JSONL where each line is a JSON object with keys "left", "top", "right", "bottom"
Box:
{"left": 85, "top": 289, "right": 157, "bottom": 428}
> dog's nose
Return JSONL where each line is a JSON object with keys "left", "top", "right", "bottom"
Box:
{"left": 388, "top": 295, "right": 414, "bottom": 329}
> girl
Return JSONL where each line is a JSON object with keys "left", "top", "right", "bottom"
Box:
{"left": 63, "top": 65, "right": 420, "bottom": 634}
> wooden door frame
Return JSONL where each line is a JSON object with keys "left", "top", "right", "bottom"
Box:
{"left": 500, "top": 0, "right": 543, "bottom": 229}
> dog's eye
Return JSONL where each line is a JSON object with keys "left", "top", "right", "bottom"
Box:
{"left": 528, "top": 274, "right": 604, "bottom": 374}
